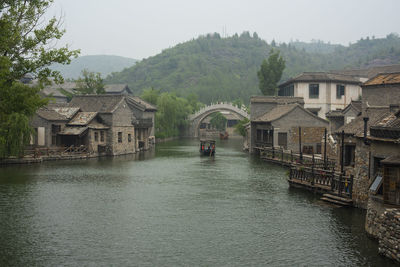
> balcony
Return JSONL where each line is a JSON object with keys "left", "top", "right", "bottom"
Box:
{"left": 132, "top": 118, "right": 153, "bottom": 128}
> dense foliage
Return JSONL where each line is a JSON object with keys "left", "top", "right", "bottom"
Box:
{"left": 209, "top": 112, "right": 227, "bottom": 131}
{"left": 106, "top": 32, "right": 400, "bottom": 104}
{"left": 76, "top": 69, "right": 105, "bottom": 94}
{"left": 257, "top": 49, "right": 285, "bottom": 95}
{"left": 234, "top": 118, "right": 250, "bottom": 137}
{"left": 51, "top": 55, "right": 137, "bottom": 79}
{"left": 140, "top": 89, "right": 204, "bottom": 138}
{"left": 0, "top": 0, "right": 79, "bottom": 158}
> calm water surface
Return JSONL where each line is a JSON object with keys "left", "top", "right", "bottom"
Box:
{"left": 0, "top": 139, "right": 396, "bottom": 266}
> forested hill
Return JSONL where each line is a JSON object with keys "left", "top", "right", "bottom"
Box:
{"left": 105, "top": 32, "right": 400, "bottom": 104}
{"left": 51, "top": 55, "right": 137, "bottom": 79}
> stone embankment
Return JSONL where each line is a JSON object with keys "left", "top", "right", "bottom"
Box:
{"left": 378, "top": 208, "right": 400, "bottom": 263}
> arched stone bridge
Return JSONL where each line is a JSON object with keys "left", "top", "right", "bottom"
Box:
{"left": 188, "top": 103, "right": 249, "bottom": 138}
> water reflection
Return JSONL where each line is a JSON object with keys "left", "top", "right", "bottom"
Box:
{"left": 0, "top": 139, "right": 396, "bottom": 266}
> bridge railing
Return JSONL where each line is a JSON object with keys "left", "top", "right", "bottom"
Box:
{"left": 189, "top": 102, "right": 249, "bottom": 120}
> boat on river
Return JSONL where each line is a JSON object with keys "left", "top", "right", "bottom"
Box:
{"left": 199, "top": 139, "right": 215, "bottom": 156}
{"left": 219, "top": 131, "right": 229, "bottom": 140}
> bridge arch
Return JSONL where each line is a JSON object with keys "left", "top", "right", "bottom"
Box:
{"left": 188, "top": 103, "right": 249, "bottom": 138}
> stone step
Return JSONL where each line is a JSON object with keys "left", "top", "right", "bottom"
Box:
{"left": 322, "top": 193, "right": 353, "bottom": 203}
{"left": 320, "top": 197, "right": 352, "bottom": 207}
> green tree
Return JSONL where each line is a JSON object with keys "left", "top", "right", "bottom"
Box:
{"left": 232, "top": 98, "right": 243, "bottom": 109}
{"left": 209, "top": 112, "right": 227, "bottom": 131}
{"left": 76, "top": 69, "right": 105, "bottom": 94}
{"left": 140, "top": 88, "right": 160, "bottom": 105}
{"left": 0, "top": 0, "right": 79, "bottom": 157}
{"left": 234, "top": 118, "right": 250, "bottom": 137}
{"left": 257, "top": 49, "right": 285, "bottom": 96}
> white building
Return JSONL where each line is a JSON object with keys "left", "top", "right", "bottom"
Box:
{"left": 278, "top": 72, "right": 366, "bottom": 119}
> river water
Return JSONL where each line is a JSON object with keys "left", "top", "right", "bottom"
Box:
{"left": 0, "top": 139, "right": 396, "bottom": 266}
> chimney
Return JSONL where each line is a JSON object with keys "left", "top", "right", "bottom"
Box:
{"left": 363, "top": 117, "right": 369, "bottom": 145}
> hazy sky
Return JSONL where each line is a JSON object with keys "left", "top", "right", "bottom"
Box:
{"left": 48, "top": 0, "right": 400, "bottom": 60}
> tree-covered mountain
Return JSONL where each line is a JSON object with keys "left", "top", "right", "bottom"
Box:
{"left": 106, "top": 32, "right": 400, "bottom": 104}
{"left": 51, "top": 55, "right": 137, "bottom": 79}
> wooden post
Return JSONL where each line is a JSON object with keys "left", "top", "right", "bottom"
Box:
{"left": 341, "top": 130, "right": 345, "bottom": 175}
{"left": 349, "top": 174, "right": 354, "bottom": 199}
{"left": 299, "top": 127, "right": 303, "bottom": 163}
{"left": 281, "top": 148, "right": 284, "bottom": 162}
{"left": 330, "top": 167, "right": 335, "bottom": 191}
{"left": 324, "top": 128, "right": 327, "bottom": 170}
{"left": 338, "top": 173, "right": 343, "bottom": 197}
{"left": 272, "top": 146, "right": 275, "bottom": 159}
{"left": 291, "top": 150, "right": 293, "bottom": 163}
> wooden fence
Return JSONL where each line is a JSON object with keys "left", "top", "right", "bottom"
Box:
{"left": 24, "top": 145, "right": 88, "bottom": 158}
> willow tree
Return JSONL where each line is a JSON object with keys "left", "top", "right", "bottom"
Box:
{"left": 257, "top": 49, "right": 285, "bottom": 96}
{"left": 0, "top": 0, "right": 79, "bottom": 157}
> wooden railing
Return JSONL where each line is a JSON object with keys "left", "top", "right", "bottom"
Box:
{"left": 24, "top": 145, "right": 88, "bottom": 158}
{"left": 289, "top": 166, "right": 353, "bottom": 198}
{"left": 258, "top": 146, "right": 336, "bottom": 171}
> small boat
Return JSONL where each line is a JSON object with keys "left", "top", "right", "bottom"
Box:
{"left": 219, "top": 131, "right": 229, "bottom": 140}
{"left": 199, "top": 139, "right": 216, "bottom": 156}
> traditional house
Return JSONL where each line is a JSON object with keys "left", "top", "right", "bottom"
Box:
{"left": 104, "top": 84, "right": 133, "bottom": 95}
{"left": 58, "top": 111, "right": 109, "bottom": 154}
{"left": 68, "top": 95, "right": 137, "bottom": 155}
{"left": 334, "top": 106, "right": 391, "bottom": 208}
{"left": 38, "top": 82, "right": 133, "bottom": 103}
{"left": 326, "top": 100, "right": 362, "bottom": 133}
{"left": 278, "top": 72, "right": 364, "bottom": 119}
{"left": 30, "top": 104, "right": 80, "bottom": 147}
{"left": 249, "top": 96, "right": 328, "bottom": 154}
{"left": 126, "top": 96, "right": 157, "bottom": 151}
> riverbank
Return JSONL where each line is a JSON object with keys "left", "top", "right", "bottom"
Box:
{"left": 0, "top": 139, "right": 395, "bottom": 266}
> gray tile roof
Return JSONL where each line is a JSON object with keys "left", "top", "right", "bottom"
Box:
{"left": 253, "top": 104, "right": 298, "bottom": 122}
{"left": 336, "top": 106, "right": 391, "bottom": 136}
{"left": 104, "top": 84, "right": 132, "bottom": 94}
{"left": 279, "top": 72, "right": 362, "bottom": 88}
{"left": 250, "top": 96, "right": 304, "bottom": 104}
{"left": 331, "top": 64, "right": 400, "bottom": 79}
{"left": 68, "top": 112, "right": 98, "bottom": 126}
{"left": 253, "top": 103, "right": 328, "bottom": 124}
{"left": 69, "top": 95, "right": 125, "bottom": 113}
{"left": 36, "top": 106, "right": 80, "bottom": 121}
{"left": 36, "top": 107, "right": 68, "bottom": 121}
{"left": 128, "top": 96, "right": 157, "bottom": 111}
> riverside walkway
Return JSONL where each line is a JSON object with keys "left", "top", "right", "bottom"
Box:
{"left": 255, "top": 146, "right": 353, "bottom": 206}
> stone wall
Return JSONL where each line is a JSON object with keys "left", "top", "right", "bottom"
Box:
{"left": 365, "top": 197, "right": 385, "bottom": 238}
{"left": 111, "top": 126, "right": 135, "bottom": 155}
{"left": 363, "top": 84, "right": 400, "bottom": 110}
{"left": 378, "top": 208, "right": 400, "bottom": 263}
{"left": 289, "top": 126, "right": 325, "bottom": 153}
{"left": 351, "top": 138, "right": 370, "bottom": 209}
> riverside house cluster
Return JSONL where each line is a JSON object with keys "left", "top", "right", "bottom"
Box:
{"left": 247, "top": 65, "right": 400, "bottom": 263}
{"left": 27, "top": 83, "right": 156, "bottom": 159}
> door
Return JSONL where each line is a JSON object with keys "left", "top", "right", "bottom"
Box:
{"left": 278, "top": 132, "right": 287, "bottom": 149}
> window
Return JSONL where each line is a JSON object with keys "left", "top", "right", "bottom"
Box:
{"left": 262, "top": 130, "right": 268, "bottom": 142}
{"left": 344, "top": 144, "right": 355, "bottom": 166}
{"left": 100, "top": 131, "right": 104, "bottom": 142}
{"left": 256, "top": 129, "right": 262, "bottom": 141}
{"left": 278, "top": 84, "right": 294, "bottom": 96}
{"left": 51, "top": 124, "right": 61, "bottom": 145}
{"left": 118, "top": 132, "right": 122, "bottom": 143}
{"left": 278, "top": 132, "right": 287, "bottom": 149}
{"left": 336, "top": 84, "right": 345, "bottom": 99}
{"left": 309, "top": 84, "right": 319, "bottom": 99}
{"left": 383, "top": 166, "right": 400, "bottom": 205}
{"left": 128, "top": 133, "right": 132, "bottom": 142}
